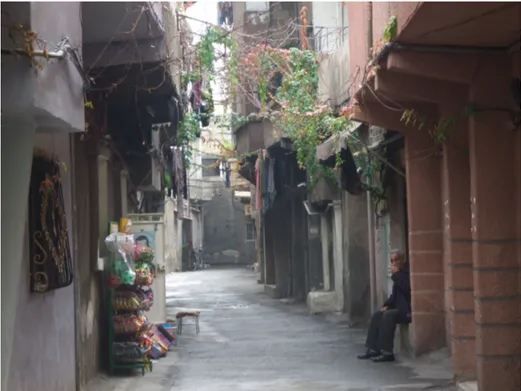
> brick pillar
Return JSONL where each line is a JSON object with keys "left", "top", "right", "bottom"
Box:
{"left": 441, "top": 108, "right": 475, "bottom": 380}
{"left": 469, "top": 55, "right": 521, "bottom": 391}
{"left": 405, "top": 130, "right": 445, "bottom": 355}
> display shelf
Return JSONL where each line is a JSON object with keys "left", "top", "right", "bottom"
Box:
{"left": 106, "top": 222, "right": 153, "bottom": 377}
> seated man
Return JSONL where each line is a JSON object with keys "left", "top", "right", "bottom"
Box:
{"left": 358, "top": 249, "right": 411, "bottom": 362}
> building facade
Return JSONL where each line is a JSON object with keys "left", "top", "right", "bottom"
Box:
{"left": 346, "top": 2, "right": 521, "bottom": 390}
{"left": 2, "top": 3, "right": 84, "bottom": 391}
{"left": 2, "top": 2, "right": 185, "bottom": 390}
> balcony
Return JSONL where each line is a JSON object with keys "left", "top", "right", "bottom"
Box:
{"left": 82, "top": 2, "right": 166, "bottom": 69}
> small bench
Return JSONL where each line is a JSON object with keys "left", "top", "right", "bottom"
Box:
{"left": 176, "top": 311, "right": 200, "bottom": 335}
{"left": 395, "top": 324, "right": 413, "bottom": 357}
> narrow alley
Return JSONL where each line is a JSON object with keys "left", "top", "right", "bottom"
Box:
{"left": 88, "top": 267, "right": 455, "bottom": 391}
{"left": 2, "top": 3, "right": 519, "bottom": 391}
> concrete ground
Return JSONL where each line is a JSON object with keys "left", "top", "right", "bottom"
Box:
{"left": 85, "top": 267, "right": 456, "bottom": 391}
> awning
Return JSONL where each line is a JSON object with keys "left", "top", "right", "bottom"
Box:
{"left": 316, "top": 121, "right": 365, "bottom": 196}
{"left": 316, "top": 121, "right": 363, "bottom": 163}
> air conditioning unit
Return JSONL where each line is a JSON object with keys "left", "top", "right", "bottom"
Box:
{"left": 150, "top": 124, "right": 162, "bottom": 191}
{"left": 133, "top": 123, "right": 170, "bottom": 192}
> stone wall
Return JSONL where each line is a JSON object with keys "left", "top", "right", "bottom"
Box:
{"left": 202, "top": 187, "right": 255, "bottom": 265}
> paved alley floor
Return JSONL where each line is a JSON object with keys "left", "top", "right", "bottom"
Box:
{"left": 87, "top": 267, "right": 456, "bottom": 391}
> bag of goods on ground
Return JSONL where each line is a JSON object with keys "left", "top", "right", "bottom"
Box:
{"left": 160, "top": 321, "right": 178, "bottom": 346}
{"left": 147, "top": 325, "right": 170, "bottom": 359}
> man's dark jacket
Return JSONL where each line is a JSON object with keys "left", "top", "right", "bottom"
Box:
{"left": 384, "top": 263, "right": 412, "bottom": 324}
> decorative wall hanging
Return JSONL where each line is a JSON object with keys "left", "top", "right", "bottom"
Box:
{"left": 28, "top": 150, "right": 73, "bottom": 293}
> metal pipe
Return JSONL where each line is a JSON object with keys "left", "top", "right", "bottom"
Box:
{"left": 1, "top": 48, "right": 65, "bottom": 59}
{"left": 367, "top": 2, "right": 373, "bottom": 61}
{"left": 366, "top": 178, "right": 377, "bottom": 314}
{"left": 392, "top": 42, "right": 510, "bottom": 55}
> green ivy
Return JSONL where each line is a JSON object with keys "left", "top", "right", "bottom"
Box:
{"left": 197, "top": 26, "right": 238, "bottom": 84}
{"left": 178, "top": 111, "right": 202, "bottom": 168}
{"left": 190, "top": 26, "right": 386, "bottom": 199}
{"left": 382, "top": 15, "right": 398, "bottom": 43}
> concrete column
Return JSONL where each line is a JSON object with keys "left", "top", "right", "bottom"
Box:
{"left": 263, "top": 211, "right": 276, "bottom": 286}
{"left": 441, "top": 105, "right": 475, "bottom": 380}
{"left": 469, "top": 55, "right": 521, "bottom": 391}
{"left": 320, "top": 214, "right": 331, "bottom": 291}
{"left": 1, "top": 119, "right": 36, "bottom": 390}
{"left": 120, "top": 169, "right": 129, "bottom": 216}
{"left": 97, "top": 154, "right": 110, "bottom": 259}
{"left": 332, "top": 200, "right": 344, "bottom": 311}
{"left": 405, "top": 130, "right": 445, "bottom": 355}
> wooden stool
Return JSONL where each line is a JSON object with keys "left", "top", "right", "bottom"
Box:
{"left": 176, "top": 311, "right": 200, "bottom": 335}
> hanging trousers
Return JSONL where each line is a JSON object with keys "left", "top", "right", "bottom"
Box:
{"left": 365, "top": 309, "right": 399, "bottom": 353}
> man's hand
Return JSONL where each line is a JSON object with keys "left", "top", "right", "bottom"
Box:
{"left": 381, "top": 306, "right": 389, "bottom": 312}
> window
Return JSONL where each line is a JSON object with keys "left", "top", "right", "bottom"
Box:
{"left": 246, "top": 222, "right": 255, "bottom": 241}
{"left": 202, "top": 158, "right": 220, "bottom": 177}
{"left": 245, "top": 2, "right": 268, "bottom": 11}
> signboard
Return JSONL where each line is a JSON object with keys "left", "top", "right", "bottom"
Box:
{"left": 244, "top": 204, "right": 252, "bottom": 216}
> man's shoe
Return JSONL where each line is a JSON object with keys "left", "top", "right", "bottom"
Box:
{"left": 372, "top": 354, "right": 395, "bottom": 362}
{"left": 357, "top": 350, "right": 380, "bottom": 360}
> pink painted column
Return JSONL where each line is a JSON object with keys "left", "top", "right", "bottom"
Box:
{"left": 469, "top": 54, "right": 521, "bottom": 391}
{"left": 441, "top": 107, "right": 475, "bottom": 380}
{"left": 405, "top": 130, "right": 446, "bottom": 355}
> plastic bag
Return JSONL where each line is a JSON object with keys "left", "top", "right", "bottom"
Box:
{"left": 113, "top": 312, "right": 148, "bottom": 334}
{"left": 105, "top": 233, "right": 136, "bottom": 287}
{"left": 105, "top": 233, "right": 136, "bottom": 260}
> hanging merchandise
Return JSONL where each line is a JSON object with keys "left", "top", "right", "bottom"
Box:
{"left": 135, "top": 263, "right": 155, "bottom": 286}
{"left": 134, "top": 246, "right": 155, "bottom": 263}
{"left": 105, "top": 233, "right": 136, "bottom": 288}
{"left": 112, "top": 288, "right": 154, "bottom": 311}
{"left": 105, "top": 221, "right": 164, "bottom": 376}
{"left": 113, "top": 312, "right": 149, "bottom": 334}
{"left": 119, "top": 218, "right": 133, "bottom": 234}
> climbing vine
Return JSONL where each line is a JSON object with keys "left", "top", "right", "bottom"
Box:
{"left": 180, "top": 6, "right": 387, "bottom": 197}
{"left": 401, "top": 104, "right": 478, "bottom": 146}
{"left": 182, "top": 7, "right": 390, "bottom": 198}
{"left": 177, "top": 111, "right": 202, "bottom": 168}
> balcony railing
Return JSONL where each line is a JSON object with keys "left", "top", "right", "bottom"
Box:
{"left": 309, "top": 26, "right": 349, "bottom": 54}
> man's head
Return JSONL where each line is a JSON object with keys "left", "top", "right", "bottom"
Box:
{"left": 390, "top": 249, "right": 406, "bottom": 270}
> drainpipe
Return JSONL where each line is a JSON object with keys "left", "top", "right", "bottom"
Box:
{"left": 366, "top": 182, "right": 377, "bottom": 314}
{"left": 365, "top": 2, "right": 377, "bottom": 315}
{"left": 367, "top": 2, "right": 373, "bottom": 61}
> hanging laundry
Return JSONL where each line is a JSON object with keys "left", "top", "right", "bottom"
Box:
{"left": 261, "top": 158, "right": 270, "bottom": 213}
{"left": 255, "top": 155, "right": 262, "bottom": 211}
{"left": 218, "top": 2, "right": 233, "bottom": 25}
